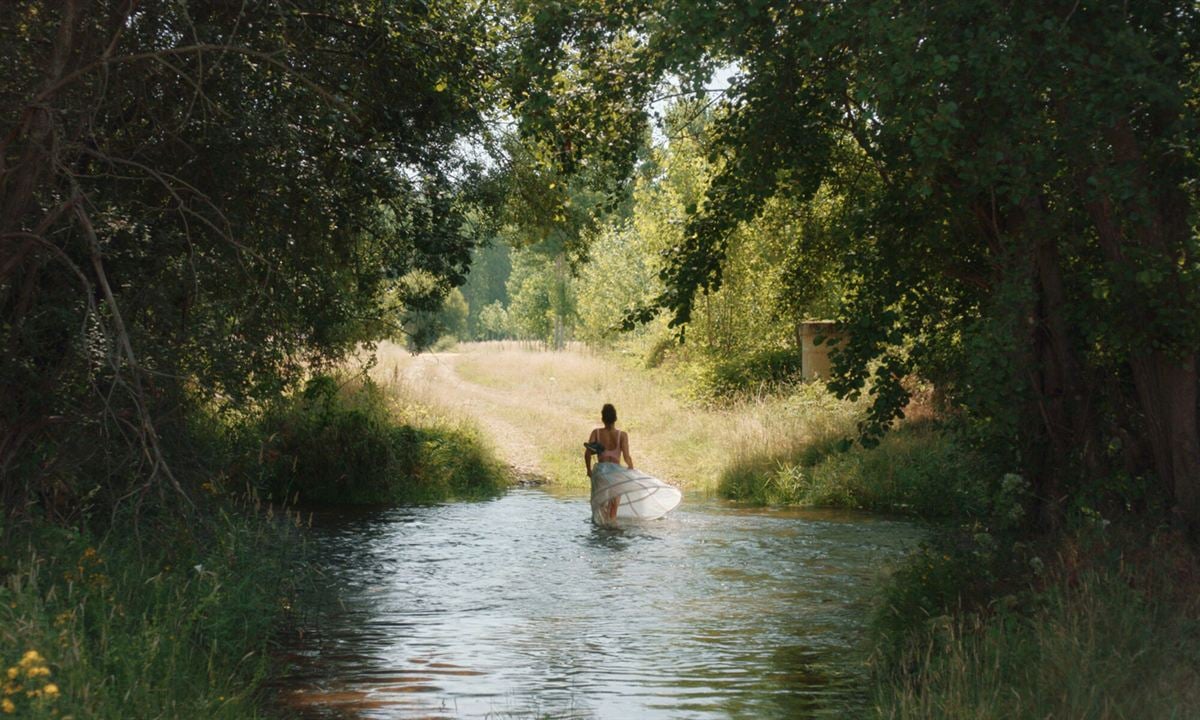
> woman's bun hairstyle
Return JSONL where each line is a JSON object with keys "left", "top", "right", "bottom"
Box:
{"left": 601, "top": 403, "right": 617, "bottom": 426}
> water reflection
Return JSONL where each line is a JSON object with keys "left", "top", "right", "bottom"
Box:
{"left": 273, "top": 489, "right": 920, "bottom": 719}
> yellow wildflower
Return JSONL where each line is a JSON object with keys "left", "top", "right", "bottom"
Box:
{"left": 18, "top": 651, "right": 42, "bottom": 669}
{"left": 5, "top": 668, "right": 15, "bottom": 680}
{"left": 43, "top": 683, "right": 58, "bottom": 696}
{"left": 1, "top": 698, "right": 13, "bottom": 713}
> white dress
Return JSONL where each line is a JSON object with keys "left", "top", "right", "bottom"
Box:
{"left": 590, "top": 463, "right": 682, "bottom": 525}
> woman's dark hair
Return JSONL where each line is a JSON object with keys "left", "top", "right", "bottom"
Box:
{"left": 601, "top": 403, "right": 617, "bottom": 426}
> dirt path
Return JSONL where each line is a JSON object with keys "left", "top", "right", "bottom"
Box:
{"left": 391, "top": 350, "right": 549, "bottom": 480}
{"left": 370, "top": 341, "right": 779, "bottom": 490}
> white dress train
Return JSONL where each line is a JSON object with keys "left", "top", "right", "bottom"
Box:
{"left": 589, "top": 462, "right": 682, "bottom": 525}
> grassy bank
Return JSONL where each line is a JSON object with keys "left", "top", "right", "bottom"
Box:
{"left": 720, "top": 420, "right": 986, "bottom": 517}
{"left": 251, "top": 373, "right": 509, "bottom": 505}
{"left": 872, "top": 531, "right": 1200, "bottom": 719}
{"left": 0, "top": 503, "right": 305, "bottom": 719}
{"left": 1, "top": 370, "right": 510, "bottom": 719}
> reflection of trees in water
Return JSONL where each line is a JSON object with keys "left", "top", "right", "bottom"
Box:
{"left": 270, "top": 492, "right": 918, "bottom": 719}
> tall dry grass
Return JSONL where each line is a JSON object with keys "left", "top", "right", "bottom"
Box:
{"left": 370, "top": 342, "right": 982, "bottom": 518}
{"left": 373, "top": 341, "right": 860, "bottom": 491}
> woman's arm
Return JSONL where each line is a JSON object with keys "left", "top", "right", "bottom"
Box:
{"left": 621, "top": 431, "right": 634, "bottom": 469}
{"left": 584, "top": 428, "right": 596, "bottom": 477}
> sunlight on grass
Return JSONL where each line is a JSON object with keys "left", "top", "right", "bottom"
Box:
{"left": 369, "top": 341, "right": 875, "bottom": 496}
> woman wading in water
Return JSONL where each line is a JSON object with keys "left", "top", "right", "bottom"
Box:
{"left": 584, "top": 404, "right": 681, "bottom": 525}
{"left": 584, "top": 403, "right": 633, "bottom": 522}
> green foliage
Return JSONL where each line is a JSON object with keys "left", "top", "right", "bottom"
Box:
{"left": 476, "top": 301, "right": 512, "bottom": 340}
{"left": 252, "top": 375, "right": 507, "bottom": 505}
{"left": 506, "top": 248, "right": 576, "bottom": 345}
{"left": 684, "top": 348, "right": 804, "bottom": 403}
{"left": 461, "top": 241, "right": 513, "bottom": 338}
{"left": 1, "top": 0, "right": 503, "bottom": 515}
{"left": 721, "top": 421, "right": 988, "bottom": 516}
{"left": 874, "top": 541, "right": 1200, "bottom": 719}
{"left": 0, "top": 508, "right": 305, "bottom": 719}
{"left": 400, "top": 287, "right": 470, "bottom": 352}
{"left": 492, "top": 132, "right": 629, "bottom": 263}
{"left": 575, "top": 220, "right": 661, "bottom": 343}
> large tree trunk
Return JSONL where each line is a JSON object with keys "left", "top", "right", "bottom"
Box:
{"left": 1030, "top": 218, "right": 1103, "bottom": 528}
{"left": 1129, "top": 354, "right": 1200, "bottom": 525}
{"left": 983, "top": 195, "right": 1101, "bottom": 530}
{"left": 1078, "top": 118, "right": 1200, "bottom": 530}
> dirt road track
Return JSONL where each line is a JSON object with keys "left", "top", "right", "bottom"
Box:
{"left": 389, "top": 351, "right": 548, "bottom": 480}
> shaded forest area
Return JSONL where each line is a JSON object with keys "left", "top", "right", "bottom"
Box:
{"left": 3, "top": 1, "right": 1200, "bottom": 717}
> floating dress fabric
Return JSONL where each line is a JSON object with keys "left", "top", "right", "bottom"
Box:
{"left": 590, "top": 462, "right": 682, "bottom": 525}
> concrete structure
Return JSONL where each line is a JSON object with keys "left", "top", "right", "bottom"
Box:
{"left": 799, "top": 321, "right": 847, "bottom": 381}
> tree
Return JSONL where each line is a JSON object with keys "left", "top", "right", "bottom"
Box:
{"left": 506, "top": 247, "right": 576, "bottom": 346}
{"left": 477, "top": 301, "right": 511, "bottom": 340}
{"left": 400, "top": 287, "right": 469, "bottom": 352}
{"left": 516, "top": 1, "right": 1200, "bottom": 530}
{"left": 575, "top": 220, "right": 658, "bottom": 344}
{"left": 460, "top": 239, "right": 513, "bottom": 339}
{"left": 1, "top": 1, "right": 505, "bottom": 515}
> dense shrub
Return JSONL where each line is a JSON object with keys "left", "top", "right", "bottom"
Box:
{"left": 251, "top": 375, "right": 507, "bottom": 505}
{"left": 685, "top": 348, "right": 805, "bottom": 402}
{"left": 720, "top": 421, "right": 990, "bottom": 517}
{"left": 873, "top": 532, "right": 1200, "bottom": 719}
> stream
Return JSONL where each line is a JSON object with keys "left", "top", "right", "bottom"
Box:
{"left": 273, "top": 488, "right": 921, "bottom": 719}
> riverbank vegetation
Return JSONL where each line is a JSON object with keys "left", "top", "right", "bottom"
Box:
{"left": 252, "top": 374, "right": 507, "bottom": 506}
{"left": 0, "top": 369, "right": 506, "bottom": 719}
{"left": 6, "top": 1, "right": 1200, "bottom": 718}
{"left": 873, "top": 530, "right": 1200, "bottom": 719}
{"left": 1, "top": 503, "right": 305, "bottom": 719}
{"left": 2, "top": 3, "right": 510, "bottom": 716}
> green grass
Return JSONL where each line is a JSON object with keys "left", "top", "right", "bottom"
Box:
{"left": 873, "top": 537, "right": 1200, "bottom": 719}
{"left": 720, "top": 421, "right": 985, "bottom": 517}
{"left": 251, "top": 373, "right": 509, "bottom": 505}
{"left": 0, "top": 503, "right": 306, "bottom": 719}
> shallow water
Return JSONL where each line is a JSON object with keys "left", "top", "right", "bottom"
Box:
{"left": 273, "top": 488, "right": 921, "bottom": 719}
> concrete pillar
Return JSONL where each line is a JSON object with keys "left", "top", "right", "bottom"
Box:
{"left": 800, "top": 321, "right": 846, "bottom": 381}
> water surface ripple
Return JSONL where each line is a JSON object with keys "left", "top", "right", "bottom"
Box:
{"left": 275, "top": 489, "right": 920, "bottom": 719}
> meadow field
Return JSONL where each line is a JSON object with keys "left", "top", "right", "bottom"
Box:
{"left": 369, "top": 340, "right": 863, "bottom": 494}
